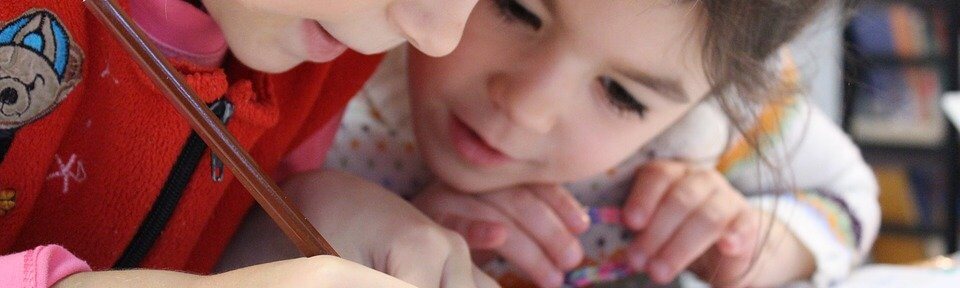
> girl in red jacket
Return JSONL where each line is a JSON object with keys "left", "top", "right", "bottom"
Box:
{"left": 0, "top": 0, "right": 495, "bottom": 287}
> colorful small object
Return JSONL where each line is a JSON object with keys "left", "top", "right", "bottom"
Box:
{"left": 564, "top": 206, "right": 639, "bottom": 287}
{"left": 587, "top": 206, "right": 622, "bottom": 225}
{"left": 565, "top": 261, "right": 635, "bottom": 287}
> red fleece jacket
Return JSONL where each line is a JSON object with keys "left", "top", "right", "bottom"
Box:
{"left": 0, "top": 1, "right": 381, "bottom": 273}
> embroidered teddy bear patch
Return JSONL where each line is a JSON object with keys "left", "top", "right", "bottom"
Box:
{"left": 0, "top": 9, "right": 83, "bottom": 130}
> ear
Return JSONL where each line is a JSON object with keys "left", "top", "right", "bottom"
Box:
{"left": 57, "top": 42, "right": 83, "bottom": 99}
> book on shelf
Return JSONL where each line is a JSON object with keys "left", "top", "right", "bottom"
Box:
{"left": 874, "top": 165, "right": 944, "bottom": 228}
{"left": 847, "top": 1, "right": 949, "bottom": 146}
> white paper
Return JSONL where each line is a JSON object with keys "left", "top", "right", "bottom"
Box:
{"left": 942, "top": 92, "right": 960, "bottom": 129}
{"left": 837, "top": 264, "right": 960, "bottom": 288}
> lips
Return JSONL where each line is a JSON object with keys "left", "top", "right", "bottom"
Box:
{"left": 302, "top": 21, "right": 348, "bottom": 63}
{"left": 449, "top": 114, "right": 512, "bottom": 167}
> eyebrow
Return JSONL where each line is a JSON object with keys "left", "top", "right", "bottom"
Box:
{"left": 622, "top": 68, "right": 689, "bottom": 103}
{"left": 538, "top": 0, "right": 689, "bottom": 103}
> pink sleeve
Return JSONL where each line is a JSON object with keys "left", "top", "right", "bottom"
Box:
{"left": 0, "top": 245, "right": 91, "bottom": 288}
{"left": 275, "top": 111, "right": 345, "bottom": 183}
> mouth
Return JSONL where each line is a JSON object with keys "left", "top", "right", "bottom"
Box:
{"left": 302, "top": 21, "right": 348, "bottom": 63}
{"left": 449, "top": 114, "right": 512, "bottom": 167}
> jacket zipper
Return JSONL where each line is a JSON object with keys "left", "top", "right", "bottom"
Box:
{"left": 114, "top": 98, "right": 233, "bottom": 268}
{"left": 210, "top": 101, "right": 234, "bottom": 182}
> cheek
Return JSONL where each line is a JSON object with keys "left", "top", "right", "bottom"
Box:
{"left": 322, "top": 8, "right": 404, "bottom": 54}
{"left": 551, "top": 107, "right": 681, "bottom": 181}
{"left": 233, "top": 0, "right": 370, "bottom": 20}
{"left": 407, "top": 53, "right": 444, "bottom": 106}
{"left": 407, "top": 45, "right": 488, "bottom": 103}
{"left": 222, "top": 30, "right": 301, "bottom": 73}
{"left": 206, "top": 2, "right": 303, "bottom": 72}
{"left": 557, "top": 126, "right": 651, "bottom": 180}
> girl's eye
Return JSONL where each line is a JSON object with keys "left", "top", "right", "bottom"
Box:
{"left": 600, "top": 77, "right": 647, "bottom": 118}
{"left": 493, "top": 0, "right": 543, "bottom": 30}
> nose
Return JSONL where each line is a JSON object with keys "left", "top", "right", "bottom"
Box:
{"left": 487, "top": 69, "right": 572, "bottom": 134}
{"left": 389, "top": 0, "right": 479, "bottom": 57}
{"left": 0, "top": 87, "right": 18, "bottom": 105}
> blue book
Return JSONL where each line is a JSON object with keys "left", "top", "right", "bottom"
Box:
{"left": 849, "top": 4, "right": 896, "bottom": 56}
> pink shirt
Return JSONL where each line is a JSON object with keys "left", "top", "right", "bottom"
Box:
{"left": 0, "top": 245, "right": 91, "bottom": 288}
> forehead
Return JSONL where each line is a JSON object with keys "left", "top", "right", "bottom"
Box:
{"left": 555, "top": 0, "right": 706, "bottom": 79}
{"left": 558, "top": 0, "right": 703, "bottom": 47}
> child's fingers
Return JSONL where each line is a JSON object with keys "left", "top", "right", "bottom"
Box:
{"left": 645, "top": 190, "right": 740, "bottom": 284}
{"left": 707, "top": 242, "right": 758, "bottom": 287}
{"left": 413, "top": 187, "right": 511, "bottom": 249}
{"left": 686, "top": 247, "right": 719, "bottom": 280}
{"left": 627, "top": 169, "right": 715, "bottom": 271}
{"left": 495, "top": 228, "right": 566, "bottom": 288}
{"left": 386, "top": 228, "right": 496, "bottom": 288}
{"left": 439, "top": 234, "right": 495, "bottom": 288}
{"left": 387, "top": 229, "right": 465, "bottom": 288}
{"left": 481, "top": 190, "right": 584, "bottom": 270}
{"left": 691, "top": 211, "right": 763, "bottom": 287}
{"left": 441, "top": 214, "right": 509, "bottom": 249}
{"left": 719, "top": 207, "right": 761, "bottom": 256}
{"left": 623, "top": 161, "right": 687, "bottom": 230}
{"left": 529, "top": 185, "right": 590, "bottom": 234}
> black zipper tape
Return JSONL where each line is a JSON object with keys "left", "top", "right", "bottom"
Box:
{"left": 114, "top": 98, "right": 232, "bottom": 268}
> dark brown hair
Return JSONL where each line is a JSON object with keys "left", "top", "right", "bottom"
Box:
{"left": 692, "top": 0, "right": 857, "bottom": 284}
{"left": 697, "top": 0, "right": 859, "bottom": 185}
{"left": 700, "top": 0, "right": 830, "bottom": 101}
{"left": 696, "top": 0, "right": 843, "bottom": 185}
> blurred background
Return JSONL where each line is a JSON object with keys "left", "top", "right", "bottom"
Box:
{"left": 796, "top": 0, "right": 959, "bottom": 264}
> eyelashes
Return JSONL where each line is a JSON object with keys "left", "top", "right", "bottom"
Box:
{"left": 493, "top": 0, "right": 543, "bottom": 29}
{"left": 492, "top": 0, "right": 648, "bottom": 119}
{"left": 601, "top": 77, "right": 648, "bottom": 118}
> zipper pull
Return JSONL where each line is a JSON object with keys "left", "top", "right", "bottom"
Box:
{"left": 210, "top": 99, "right": 235, "bottom": 182}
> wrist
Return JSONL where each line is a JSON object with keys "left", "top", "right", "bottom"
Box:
{"left": 750, "top": 216, "right": 816, "bottom": 286}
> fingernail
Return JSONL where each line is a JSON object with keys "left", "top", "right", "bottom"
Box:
{"left": 722, "top": 233, "right": 741, "bottom": 254}
{"left": 628, "top": 211, "right": 647, "bottom": 229}
{"left": 649, "top": 260, "right": 673, "bottom": 283}
{"left": 576, "top": 211, "right": 590, "bottom": 231}
{"left": 629, "top": 250, "right": 647, "bottom": 270}
{"left": 561, "top": 242, "right": 583, "bottom": 269}
{"left": 544, "top": 271, "right": 564, "bottom": 288}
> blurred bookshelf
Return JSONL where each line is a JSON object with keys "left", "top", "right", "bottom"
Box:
{"left": 842, "top": 0, "right": 960, "bottom": 263}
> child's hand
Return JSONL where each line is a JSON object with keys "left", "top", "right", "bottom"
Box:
{"left": 621, "top": 160, "right": 763, "bottom": 286}
{"left": 220, "top": 170, "right": 499, "bottom": 288}
{"left": 413, "top": 183, "right": 591, "bottom": 288}
{"left": 622, "top": 160, "right": 815, "bottom": 286}
{"left": 56, "top": 256, "right": 422, "bottom": 288}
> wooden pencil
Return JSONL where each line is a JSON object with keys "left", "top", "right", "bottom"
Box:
{"left": 83, "top": 0, "right": 338, "bottom": 258}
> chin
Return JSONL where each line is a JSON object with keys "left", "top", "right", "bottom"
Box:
{"left": 447, "top": 178, "right": 504, "bottom": 194}
{"left": 422, "top": 159, "right": 474, "bottom": 193}
{"left": 232, "top": 50, "right": 301, "bottom": 73}
{"left": 434, "top": 164, "right": 513, "bottom": 193}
